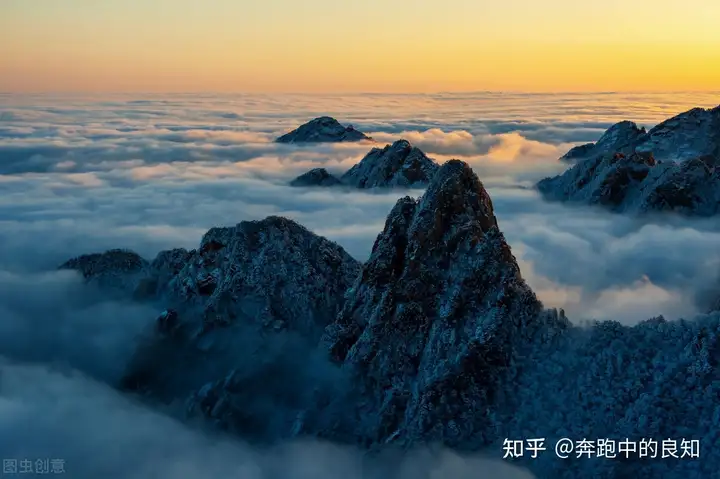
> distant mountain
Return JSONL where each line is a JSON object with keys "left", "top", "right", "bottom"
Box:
{"left": 341, "top": 139, "right": 440, "bottom": 188}
{"left": 559, "top": 105, "right": 720, "bottom": 163}
{"left": 541, "top": 105, "right": 720, "bottom": 216}
{"left": 289, "top": 168, "right": 342, "bottom": 187}
{"left": 539, "top": 151, "right": 720, "bottom": 216}
{"left": 560, "top": 121, "right": 647, "bottom": 161}
{"left": 275, "top": 116, "right": 372, "bottom": 143}
{"left": 289, "top": 139, "right": 440, "bottom": 189}
{"left": 60, "top": 249, "right": 150, "bottom": 296}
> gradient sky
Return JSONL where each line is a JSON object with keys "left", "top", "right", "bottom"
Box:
{"left": 2, "top": 0, "right": 720, "bottom": 93}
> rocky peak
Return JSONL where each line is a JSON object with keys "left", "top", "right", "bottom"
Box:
{"left": 289, "top": 167, "right": 342, "bottom": 187}
{"left": 275, "top": 116, "right": 372, "bottom": 143}
{"left": 121, "top": 215, "right": 362, "bottom": 399}
{"left": 561, "top": 121, "right": 647, "bottom": 162}
{"left": 595, "top": 121, "right": 647, "bottom": 150}
{"left": 538, "top": 149, "right": 720, "bottom": 216}
{"left": 560, "top": 142, "right": 595, "bottom": 161}
{"left": 340, "top": 139, "right": 440, "bottom": 188}
{"left": 321, "top": 160, "right": 562, "bottom": 447}
{"left": 59, "top": 249, "right": 150, "bottom": 294}
{"left": 635, "top": 105, "right": 720, "bottom": 161}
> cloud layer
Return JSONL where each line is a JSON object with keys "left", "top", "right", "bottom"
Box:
{"left": 1, "top": 91, "right": 720, "bottom": 478}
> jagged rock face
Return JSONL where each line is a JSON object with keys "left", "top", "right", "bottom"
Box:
{"left": 560, "top": 121, "right": 647, "bottom": 162}
{"left": 134, "top": 248, "right": 192, "bottom": 299}
{"left": 320, "top": 160, "right": 565, "bottom": 447}
{"left": 59, "top": 249, "right": 150, "bottom": 294}
{"left": 558, "top": 105, "right": 720, "bottom": 164}
{"left": 341, "top": 140, "right": 440, "bottom": 189}
{"left": 275, "top": 116, "right": 372, "bottom": 143}
{"left": 161, "top": 216, "right": 361, "bottom": 335}
{"left": 560, "top": 142, "right": 595, "bottom": 161}
{"left": 639, "top": 154, "right": 720, "bottom": 215}
{"left": 119, "top": 216, "right": 361, "bottom": 400}
{"left": 636, "top": 106, "right": 720, "bottom": 162}
{"left": 289, "top": 168, "right": 342, "bottom": 187}
{"left": 538, "top": 151, "right": 720, "bottom": 216}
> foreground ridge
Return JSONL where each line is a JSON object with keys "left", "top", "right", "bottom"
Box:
{"left": 59, "top": 159, "right": 720, "bottom": 478}
{"left": 320, "top": 159, "right": 565, "bottom": 446}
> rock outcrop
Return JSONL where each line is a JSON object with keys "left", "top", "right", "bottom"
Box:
{"left": 538, "top": 151, "right": 720, "bottom": 216}
{"left": 635, "top": 105, "right": 720, "bottom": 162}
{"left": 319, "top": 160, "right": 566, "bottom": 447}
{"left": 289, "top": 168, "right": 342, "bottom": 187}
{"left": 560, "top": 121, "right": 647, "bottom": 161}
{"left": 275, "top": 117, "right": 372, "bottom": 143}
{"left": 340, "top": 139, "right": 440, "bottom": 189}
{"left": 110, "top": 217, "right": 360, "bottom": 401}
{"left": 558, "top": 105, "right": 720, "bottom": 163}
{"left": 289, "top": 139, "right": 440, "bottom": 189}
{"left": 59, "top": 249, "right": 150, "bottom": 294}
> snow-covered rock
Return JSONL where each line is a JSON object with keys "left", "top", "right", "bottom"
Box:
{"left": 538, "top": 151, "right": 720, "bottom": 216}
{"left": 289, "top": 168, "right": 343, "bottom": 187}
{"left": 560, "top": 121, "right": 647, "bottom": 161}
{"left": 62, "top": 158, "right": 720, "bottom": 477}
{"left": 320, "top": 159, "right": 567, "bottom": 447}
{"left": 341, "top": 139, "right": 440, "bottom": 188}
{"left": 289, "top": 139, "right": 440, "bottom": 189}
{"left": 59, "top": 249, "right": 150, "bottom": 295}
{"left": 275, "top": 116, "right": 372, "bottom": 143}
{"left": 119, "top": 216, "right": 361, "bottom": 399}
{"left": 635, "top": 105, "right": 720, "bottom": 162}
{"left": 558, "top": 105, "right": 720, "bottom": 163}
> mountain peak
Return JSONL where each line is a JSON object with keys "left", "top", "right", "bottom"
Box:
{"left": 411, "top": 159, "right": 498, "bottom": 238}
{"left": 275, "top": 117, "right": 372, "bottom": 143}
{"left": 340, "top": 139, "right": 440, "bottom": 188}
{"left": 59, "top": 248, "right": 149, "bottom": 293}
{"left": 558, "top": 104, "right": 720, "bottom": 164}
{"left": 559, "top": 120, "right": 647, "bottom": 162}
{"left": 289, "top": 167, "right": 342, "bottom": 187}
{"left": 321, "top": 159, "right": 549, "bottom": 446}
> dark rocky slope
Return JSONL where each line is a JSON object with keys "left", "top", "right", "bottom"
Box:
{"left": 60, "top": 249, "right": 150, "bottom": 295}
{"left": 540, "top": 105, "right": 720, "bottom": 216}
{"left": 340, "top": 139, "right": 440, "bottom": 188}
{"left": 276, "top": 116, "right": 372, "bottom": 143}
{"left": 560, "top": 121, "right": 647, "bottom": 162}
{"left": 538, "top": 151, "right": 720, "bottom": 216}
{"left": 319, "top": 159, "right": 567, "bottom": 447}
{"left": 63, "top": 218, "right": 361, "bottom": 408}
{"left": 61, "top": 159, "right": 720, "bottom": 478}
{"left": 559, "top": 105, "right": 720, "bottom": 163}
{"left": 290, "top": 140, "right": 440, "bottom": 189}
{"left": 289, "top": 168, "right": 343, "bottom": 187}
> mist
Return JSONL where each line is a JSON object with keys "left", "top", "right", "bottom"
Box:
{"left": 1, "top": 91, "right": 719, "bottom": 478}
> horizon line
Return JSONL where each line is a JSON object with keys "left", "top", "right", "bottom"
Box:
{"left": 2, "top": 89, "right": 720, "bottom": 96}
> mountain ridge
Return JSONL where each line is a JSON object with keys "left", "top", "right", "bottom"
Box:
{"left": 289, "top": 139, "right": 440, "bottom": 189}
{"left": 540, "top": 104, "right": 720, "bottom": 216}
{"left": 275, "top": 116, "right": 373, "bottom": 143}
{"left": 60, "top": 159, "right": 720, "bottom": 478}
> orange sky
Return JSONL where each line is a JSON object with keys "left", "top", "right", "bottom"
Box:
{"left": 2, "top": 0, "right": 720, "bottom": 93}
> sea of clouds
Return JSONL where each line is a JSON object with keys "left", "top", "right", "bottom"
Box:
{"left": 1, "top": 91, "right": 719, "bottom": 478}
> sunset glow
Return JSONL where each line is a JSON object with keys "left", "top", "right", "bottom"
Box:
{"left": 2, "top": 0, "right": 720, "bottom": 93}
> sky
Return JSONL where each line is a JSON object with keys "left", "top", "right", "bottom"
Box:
{"left": 2, "top": 0, "right": 720, "bottom": 92}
